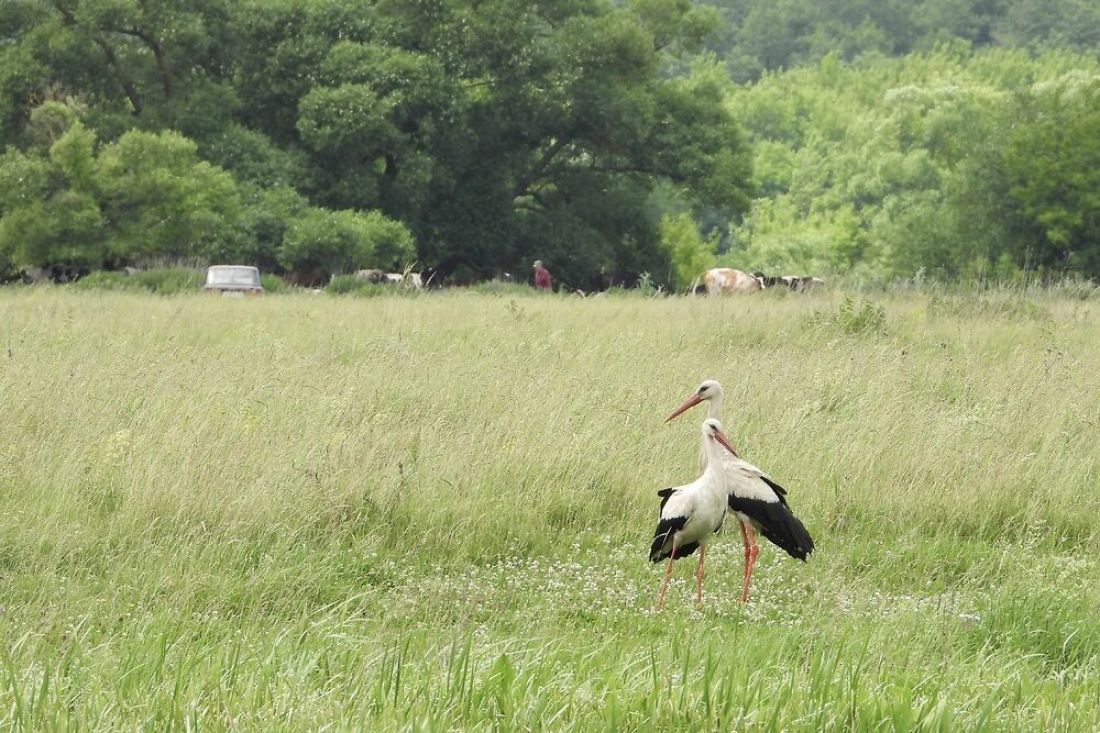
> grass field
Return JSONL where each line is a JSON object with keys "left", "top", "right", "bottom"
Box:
{"left": 2, "top": 286, "right": 1099, "bottom": 730}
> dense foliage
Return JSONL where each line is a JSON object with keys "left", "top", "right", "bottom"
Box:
{"left": 0, "top": 0, "right": 747, "bottom": 286}
{"left": 705, "top": 0, "right": 1100, "bottom": 82}
{"left": 727, "top": 47, "right": 1100, "bottom": 280}
{"left": 1, "top": 0, "right": 1098, "bottom": 285}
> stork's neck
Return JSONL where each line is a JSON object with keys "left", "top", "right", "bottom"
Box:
{"left": 698, "top": 437, "right": 730, "bottom": 497}
{"left": 706, "top": 395, "right": 722, "bottom": 421}
{"left": 701, "top": 437, "right": 726, "bottom": 477}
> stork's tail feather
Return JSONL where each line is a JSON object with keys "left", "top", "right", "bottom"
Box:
{"left": 649, "top": 515, "right": 687, "bottom": 562}
{"left": 729, "top": 496, "right": 815, "bottom": 561}
{"left": 761, "top": 510, "right": 814, "bottom": 561}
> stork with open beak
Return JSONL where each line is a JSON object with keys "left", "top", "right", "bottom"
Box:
{"left": 666, "top": 380, "right": 815, "bottom": 603}
{"left": 650, "top": 418, "right": 739, "bottom": 611}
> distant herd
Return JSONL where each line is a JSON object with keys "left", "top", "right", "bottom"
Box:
{"left": 353, "top": 269, "right": 427, "bottom": 288}
{"left": 17, "top": 264, "right": 823, "bottom": 295}
{"left": 349, "top": 266, "right": 824, "bottom": 296}
{"left": 343, "top": 265, "right": 827, "bottom": 294}
{"left": 696, "top": 268, "right": 825, "bottom": 295}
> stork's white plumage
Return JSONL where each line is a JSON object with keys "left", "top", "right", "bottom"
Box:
{"left": 649, "top": 418, "right": 738, "bottom": 611}
{"left": 666, "top": 380, "right": 814, "bottom": 603}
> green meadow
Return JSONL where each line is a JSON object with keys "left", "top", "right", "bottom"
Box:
{"left": 2, "top": 287, "right": 1098, "bottom": 730}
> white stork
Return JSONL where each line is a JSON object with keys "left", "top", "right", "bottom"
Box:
{"left": 650, "top": 418, "right": 739, "bottom": 611}
{"left": 666, "top": 380, "right": 814, "bottom": 603}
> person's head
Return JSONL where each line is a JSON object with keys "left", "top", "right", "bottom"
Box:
{"left": 533, "top": 260, "right": 543, "bottom": 269}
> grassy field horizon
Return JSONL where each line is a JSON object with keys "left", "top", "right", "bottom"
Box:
{"left": 2, "top": 286, "right": 1098, "bottom": 730}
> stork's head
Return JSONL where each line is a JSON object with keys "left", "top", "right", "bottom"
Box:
{"left": 701, "top": 418, "right": 738, "bottom": 456}
{"left": 665, "top": 380, "right": 723, "bottom": 422}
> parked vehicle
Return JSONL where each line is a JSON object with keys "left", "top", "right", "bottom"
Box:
{"left": 203, "top": 266, "right": 263, "bottom": 296}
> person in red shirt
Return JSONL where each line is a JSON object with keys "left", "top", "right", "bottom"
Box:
{"left": 532, "top": 260, "right": 553, "bottom": 291}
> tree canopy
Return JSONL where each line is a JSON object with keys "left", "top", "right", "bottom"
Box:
{"left": 0, "top": 0, "right": 750, "bottom": 286}
{"left": 725, "top": 47, "right": 1100, "bottom": 281}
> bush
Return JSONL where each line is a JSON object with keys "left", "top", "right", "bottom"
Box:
{"left": 131, "top": 267, "right": 203, "bottom": 294}
{"left": 72, "top": 268, "right": 203, "bottom": 294}
{"left": 260, "top": 273, "right": 288, "bottom": 293}
{"left": 807, "top": 295, "right": 887, "bottom": 335}
{"left": 326, "top": 275, "right": 406, "bottom": 297}
{"left": 71, "top": 271, "right": 136, "bottom": 291}
{"left": 470, "top": 281, "right": 536, "bottom": 296}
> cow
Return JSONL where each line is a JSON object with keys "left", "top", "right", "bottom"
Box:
{"left": 702, "top": 268, "right": 764, "bottom": 295}
{"left": 751, "top": 272, "right": 827, "bottom": 291}
{"left": 286, "top": 269, "right": 330, "bottom": 287}
{"left": 787, "top": 276, "right": 825, "bottom": 291}
{"left": 355, "top": 269, "right": 386, "bottom": 283}
{"left": 383, "top": 271, "right": 423, "bottom": 288}
{"left": 420, "top": 267, "right": 444, "bottom": 289}
{"left": 589, "top": 268, "right": 642, "bottom": 292}
{"left": 21, "top": 266, "right": 49, "bottom": 284}
{"left": 21, "top": 264, "right": 90, "bottom": 284}
{"left": 752, "top": 272, "right": 785, "bottom": 288}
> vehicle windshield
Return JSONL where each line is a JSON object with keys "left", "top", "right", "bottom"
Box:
{"left": 206, "top": 267, "right": 259, "bottom": 286}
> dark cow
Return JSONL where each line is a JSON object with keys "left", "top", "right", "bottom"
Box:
{"left": 419, "top": 267, "right": 444, "bottom": 289}
{"left": 589, "top": 268, "right": 642, "bottom": 292}
{"left": 22, "top": 264, "right": 90, "bottom": 284}
{"left": 752, "top": 272, "right": 826, "bottom": 291}
{"left": 752, "top": 272, "right": 785, "bottom": 288}
{"left": 786, "top": 276, "right": 825, "bottom": 291}
{"left": 285, "top": 269, "right": 330, "bottom": 287}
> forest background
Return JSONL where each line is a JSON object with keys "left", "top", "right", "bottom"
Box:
{"left": 1, "top": 0, "right": 1098, "bottom": 290}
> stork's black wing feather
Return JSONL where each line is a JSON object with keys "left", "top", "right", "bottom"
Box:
{"left": 760, "top": 476, "right": 788, "bottom": 504}
{"left": 728, "top": 496, "right": 814, "bottom": 560}
{"left": 657, "top": 487, "right": 676, "bottom": 514}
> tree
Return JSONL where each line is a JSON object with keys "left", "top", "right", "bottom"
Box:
{"left": 996, "top": 0, "right": 1100, "bottom": 51}
{"left": 5, "top": 0, "right": 754, "bottom": 283}
{"left": 1000, "top": 76, "right": 1100, "bottom": 276}
{"left": 0, "top": 117, "right": 105, "bottom": 269}
{"left": 724, "top": 45, "right": 1100, "bottom": 280}
{"left": 35, "top": 0, "right": 238, "bottom": 137}
{"left": 96, "top": 129, "right": 242, "bottom": 262}
{"left": 234, "top": 184, "right": 310, "bottom": 272}
{"left": 659, "top": 213, "right": 717, "bottom": 290}
{"left": 241, "top": 0, "right": 753, "bottom": 285}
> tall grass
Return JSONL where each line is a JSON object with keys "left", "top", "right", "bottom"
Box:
{"left": 1, "top": 287, "right": 1097, "bottom": 729}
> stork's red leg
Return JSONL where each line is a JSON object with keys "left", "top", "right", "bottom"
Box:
{"left": 694, "top": 545, "right": 707, "bottom": 609}
{"left": 655, "top": 554, "right": 676, "bottom": 612}
{"left": 738, "top": 520, "right": 751, "bottom": 590}
{"left": 740, "top": 523, "right": 760, "bottom": 603}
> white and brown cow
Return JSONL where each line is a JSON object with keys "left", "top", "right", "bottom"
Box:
{"left": 702, "top": 268, "right": 765, "bottom": 295}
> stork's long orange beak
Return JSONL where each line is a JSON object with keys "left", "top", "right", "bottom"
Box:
{"left": 712, "top": 430, "right": 739, "bottom": 457}
{"left": 665, "top": 393, "right": 702, "bottom": 422}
